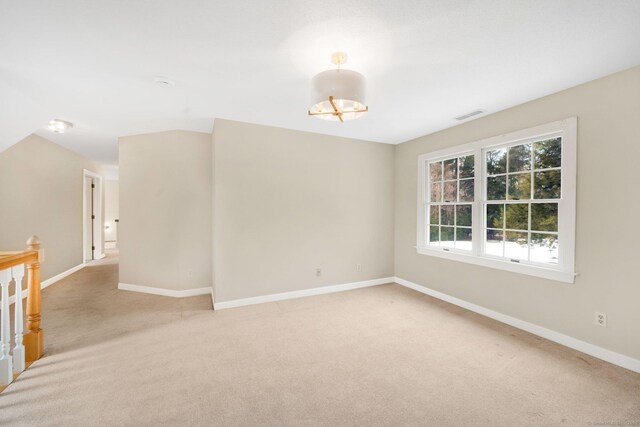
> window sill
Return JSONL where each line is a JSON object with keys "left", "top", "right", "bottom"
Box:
{"left": 416, "top": 246, "right": 576, "bottom": 284}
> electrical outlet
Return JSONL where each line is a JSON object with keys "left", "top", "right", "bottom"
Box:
{"left": 356, "top": 264, "right": 362, "bottom": 272}
{"left": 595, "top": 312, "right": 607, "bottom": 327}
{"left": 316, "top": 268, "right": 322, "bottom": 277}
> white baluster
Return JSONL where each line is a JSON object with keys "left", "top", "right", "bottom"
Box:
{"left": 0, "top": 268, "right": 13, "bottom": 385}
{"left": 12, "top": 264, "right": 25, "bottom": 373}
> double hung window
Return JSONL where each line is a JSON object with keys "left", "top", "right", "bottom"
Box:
{"left": 417, "top": 118, "right": 577, "bottom": 283}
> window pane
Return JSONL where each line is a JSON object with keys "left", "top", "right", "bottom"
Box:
{"left": 456, "top": 205, "right": 472, "bottom": 227}
{"left": 534, "top": 138, "right": 561, "bottom": 169}
{"left": 534, "top": 170, "right": 561, "bottom": 199}
{"left": 487, "top": 176, "right": 506, "bottom": 200}
{"left": 429, "top": 205, "right": 439, "bottom": 224}
{"left": 486, "top": 204, "right": 504, "bottom": 229}
{"left": 486, "top": 148, "right": 507, "bottom": 175}
{"left": 531, "top": 203, "right": 558, "bottom": 232}
{"left": 530, "top": 233, "right": 559, "bottom": 264}
{"left": 459, "top": 178, "right": 474, "bottom": 202}
{"left": 441, "top": 226, "right": 455, "bottom": 248}
{"left": 508, "top": 143, "right": 532, "bottom": 172}
{"left": 459, "top": 155, "right": 474, "bottom": 178}
{"left": 443, "top": 181, "right": 457, "bottom": 202}
{"left": 486, "top": 230, "right": 504, "bottom": 256}
{"left": 508, "top": 173, "right": 531, "bottom": 200}
{"left": 456, "top": 227, "right": 472, "bottom": 250}
{"left": 505, "top": 203, "right": 529, "bottom": 230}
{"left": 430, "top": 161, "right": 443, "bottom": 182}
{"left": 505, "top": 231, "right": 528, "bottom": 260}
{"left": 441, "top": 205, "right": 455, "bottom": 225}
{"left": 430, "top": 182, "right": 442, "bottom": 202}
{"left": 429, "top": 226, "right": 440, "bottom": 245}
{"left": 444, "top": 159, "right": 457, "bottom": 180}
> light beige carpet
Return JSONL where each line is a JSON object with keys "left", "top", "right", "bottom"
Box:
{"left": 1, "top": 256, "right": 639, "bottom": 426}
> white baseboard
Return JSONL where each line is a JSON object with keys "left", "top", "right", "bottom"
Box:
{"left": 42, "top": 264, "right": 85, "bottom": 289}
{"left": 394, "top": 276, "right": 640, "bottom": 374}
{"left": 118, "top": 282, "right": 213, "bottom": 298}
{"left": 213, "top": 277, "right": 395, "bottom": 310}
{"left": 8, "top": 263, "right": 85, "bottom": 306}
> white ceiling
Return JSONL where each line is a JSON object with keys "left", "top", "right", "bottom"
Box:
{"left": 1, "top": 0, "right": 639, "bottom": 167}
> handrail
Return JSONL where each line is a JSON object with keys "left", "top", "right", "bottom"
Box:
{"left": 0, "top": 251, "right": 38, "bottom": 271}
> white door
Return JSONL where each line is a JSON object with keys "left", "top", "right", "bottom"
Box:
{"left": 104, "top": 180, "right": 119, "bottom": 248}
{"left": 84, "top": 176, "right": 94, "bottom": 261}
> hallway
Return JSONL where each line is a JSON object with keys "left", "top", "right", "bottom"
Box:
{"left": 1, "top": 256, "right": 639, "bottom": 426}
{"left": 32, "top": 251, "right": 212, "bottom": 357}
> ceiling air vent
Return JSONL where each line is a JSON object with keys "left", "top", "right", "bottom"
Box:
{"left": 455, "top": 110, "right": 484, "bottom": 121}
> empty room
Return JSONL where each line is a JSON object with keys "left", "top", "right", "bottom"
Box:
{"left": 0, "top": 1, "right": 639, "bottom": 425}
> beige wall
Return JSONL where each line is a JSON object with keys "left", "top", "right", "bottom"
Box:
{"left": 213, "top": 119, "right": 395, "bottom": 302}
{"left": 0, "top": 134, "right": 103, "bottom": 281}
{"left": 395, "top": 66, "right": 640, "bottom": 360}
{"left": 119, "top": 130, "right": 212, "bottom": 291}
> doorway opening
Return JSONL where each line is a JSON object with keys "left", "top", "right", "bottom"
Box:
{"left": 83, "top": 169, "right": 103, "bottom": 263}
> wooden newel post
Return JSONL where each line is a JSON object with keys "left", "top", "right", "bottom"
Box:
{"left": 24, "top": 235, "right": 44, "bottom": 362}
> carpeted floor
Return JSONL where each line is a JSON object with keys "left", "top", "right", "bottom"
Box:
{"left": 1, "top": 253, "right": 639, "bottom": 426}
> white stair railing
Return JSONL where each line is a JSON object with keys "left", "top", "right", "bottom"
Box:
{"left": 0, "top": 237, "right": 41, "bottom": 389}
{"left": 0, "top": 267, "right": 13, "bottom": 385}
{"left": 12, "top": 264, "right": 25, "bottom": 373}
{"left": 0, "top": 264, "right": 28, "bottom": 386}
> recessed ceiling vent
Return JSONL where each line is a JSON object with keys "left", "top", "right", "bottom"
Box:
{"left": 154, "top": 76, "right": 175, "bottom": 87}
{"left": 455, "top": 110, "right": 484, "bottom": 121}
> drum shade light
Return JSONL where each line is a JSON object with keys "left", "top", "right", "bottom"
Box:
{"left": 308, "top": 52, "right": 368, "bottom": 122}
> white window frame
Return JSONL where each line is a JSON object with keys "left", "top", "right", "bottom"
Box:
{"left": 417, "top": 117, "right": 577, "bottom": 283}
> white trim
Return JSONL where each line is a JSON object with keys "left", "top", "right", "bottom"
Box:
{"left": 415, "top": 247, "right": 575, "bottom": 283}
{"left": 8, "top": 263, "right": 85, "bottom": 306}
{"left": 42, "top": 263, "right": 85, "bottom": 289}
{"left": 213, "top": 277, "right": 395, "bottom": 310}
{"left": 394, "top": 277, "right": 640, "bottom": 374}
{"left": 118, "top": 282, "right": 213, "bottom": 298}
{"left": 417, "top": 117, "right": 577, "bottom": 283}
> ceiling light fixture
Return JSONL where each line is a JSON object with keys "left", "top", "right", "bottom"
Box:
{"left": 47, "top": 119, "right": 74, "bottom": 133}
{"left": 308, "top": 52, "right": 368, "bottom": 122}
